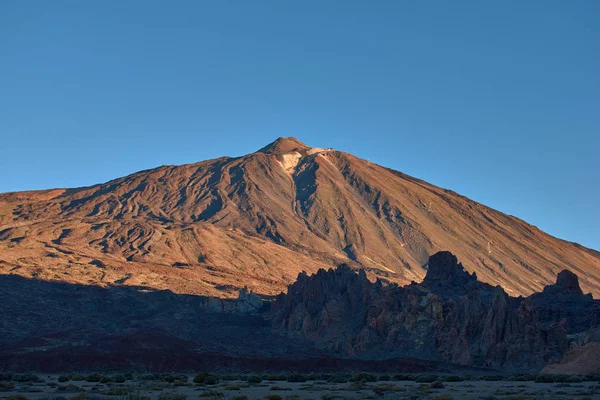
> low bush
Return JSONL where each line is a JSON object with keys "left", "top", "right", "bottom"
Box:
{"left": 198, "top": 390, "right": 224, "bottom": 398}
{"left": 58, "top": 376, "right": 70, "bottom": 383}
{"left": 85, "top": 374, "right": 103, "bottom": 383}
{"left": 203, "top": 376, "right": 219, "bottom": 385}
{"left": 264, "top": 395, "right": 282, "bottom": 400}
{"left": 194, "top": 373, "right": 211, "bottom": 384}
{"left": 247, "top": 375, "right": 262, "bottom": 384}
{"left": 378, "top": 375, "right": 390, "bottom": 381}
{"left": 12, "top": 374, "right": 39, "bottom": 383}
{"left": 0, "top": 382, "right": 16, "bottom": 390}
{"left": 392, "top": 374, "right": 411, "bottom": 381}
{"left": 415, "top": 374, "right": 438, "bottom": 383}
{"left": 444, "top": 375, "right": 464, "bottom": 382}
{"left": 430, "top": 381, "right": 445, "bottom": 389}
{"left": 349, "top": 373, "right": 377, "bottom": 383}
{"left": 326, "top": 374, "right": 348, "bottom": 384}
{"left": 0, "top": 373, "right": 13, "bottom": 381}
{"left": 481, "top": 375, "right": 503, "bottom": 381}
{"left": 286, "top": 374, "right": 307, "bottom": 383}
{"left": 157, "top": 394, "right": 186, "bottom": 400}
{"left": 535, "top": 375, "right": 555, "bottom": 383}
{"left": 231, "top": 397, "right": 248, "bottom": 400}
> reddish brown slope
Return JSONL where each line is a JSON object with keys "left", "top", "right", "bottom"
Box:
{"left": 1, "top": 137, "right": 599, "bottom": 297}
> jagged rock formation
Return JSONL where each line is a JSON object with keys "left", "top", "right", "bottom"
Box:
{"left": 1, "top": 137, "right": 600, "bottom": 298}
{"left": 272, "top": 251, "right": 600, "bottom": 370}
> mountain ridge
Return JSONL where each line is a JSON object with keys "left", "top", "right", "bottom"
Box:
{"left": 1, "top": 137, "right": 599, "bottom": 298}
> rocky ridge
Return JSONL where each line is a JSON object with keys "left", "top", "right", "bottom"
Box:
{"left": 272, "top": 251, "right": 600, "bottom": 370}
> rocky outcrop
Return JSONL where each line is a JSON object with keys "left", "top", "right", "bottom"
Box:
{"left": 272, "top": 251, "right": 600, "bottom": 371}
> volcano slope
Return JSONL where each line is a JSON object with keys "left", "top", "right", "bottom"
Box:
{"left": 0, "top": 137, "right": 599, "bottom": 298}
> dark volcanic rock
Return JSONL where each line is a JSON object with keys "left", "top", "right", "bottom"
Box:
{"left": 272, "top": 251, "right": 600, "bottom": 371}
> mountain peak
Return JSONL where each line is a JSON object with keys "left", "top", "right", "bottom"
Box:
{"left": 257, "top": 137, "right": 310, "bottom": 154}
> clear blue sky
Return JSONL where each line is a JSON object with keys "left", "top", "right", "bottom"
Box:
{"left": 1, "top": 1, "right": 598, "bottom": 250}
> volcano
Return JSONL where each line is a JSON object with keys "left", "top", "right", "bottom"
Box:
{"left": 1, "top": 137, "right": 599, "bottom": 297}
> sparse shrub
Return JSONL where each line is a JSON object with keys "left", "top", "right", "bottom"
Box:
{"left": 0, "top": 381, "right": 16, "bottom": 391}
{"left": 444, "top": 375, "right": 463, "bottom": 382}
{"left": 85, "top": 374, "right": 103, "bottom": 383}
{"left": 326, "top": 374, "right": 348, "bottom": 383}
{"left": 124, "top": 373, "right": 134, "bottom": 380}
{"left": 431, "top": 396, "right": 454, "bottom": 400}
{"left": 224, "top": 384, "right": 241, "bottom": 390}
{"left": 286, "top": 374, "right": 307, "bottom": 383}
{"left": 6, "top": 396, "right": 29, "bottom": 400}
{"left": 481, "top": 375, "right": 503, "bottom": 381}
{"left": 247, "top": 375, "right": 262, "bottom": 384}
{"left": 415, "top": 374, "right": 438, "bottom": 383}
{"left": 69, "top": 393, "right": 88, "bottom": 400}
{"left": 508, "top": 374, "right": 536, "bottom": 381}
{"left": 203, "top": 376, "right": 219, "bottom": 385}
{"left": 535, "top": 374, "right": 555, "bottom": 383}
{"left": 566, "top": 375, "right": 584, "bottom": 383}
{"left": 430, "top": 381, "right": 445, "bottom": 389}
{"left": 194, "top": 373, "right": 210, "bottom": 384}
{"left": 113, "top": 375, "right": 126, "bottom": 383}
{"left": 70, "top": 375, "right": 85, "bottom": 381}
{"left": 58, "top": 376, "right": 70, "bottom": 383}
{"left": 378, "top": 375, "right": 390, "bottom": 381}
{"left": 392, "top": 374, "right": 411, "bottom": 381}
{"left": 12, "top": 374, "right": 39, "bottom": 383}
{"left": 350, "top": 373, "right": 377, "bottom": 383}
{"left": 232, "top": 397, "right": 248, "bottom": 400}
{"left": 56, "top": 384, "right": 84, "bottom": 393}
{"left": 104, "top": 387, "right": 130, "bottom": 396}
{"left": 265, "top": 395, "right": 282, "bottom": 400}
{"left": 0, "top": 373, "right": 13, "bottom": 381}
{"left": 157, "top": 393, "right": 186, "bottom": 400}
{"left": 198, "top": 390, "right": 224, "bottom": 398}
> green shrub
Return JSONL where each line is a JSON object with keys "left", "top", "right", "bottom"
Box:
{"left": 0, "top": 373, "right": 13, "bottom": 381}
{"left": 70, "top": 375, "right": 86, "bottom": 381}
{"left": 113, "top": 375, "right": 126, "bottom": 383}
{"left": 69, "top": 393, "right": 88, "bottom": 400}
{"left": 566, "top": 375, "right": 584, "bottom": 383}
{"left": 378, "top": 375, "right": 390, "bottom": 381}
{"left": 0, "top": 382, "right": 16, "bottom": 390}
{"left": 443, "top": 375, "right": 463, "bottom": 382}
{"left": 157, "top": 394, "right": 186, "bottom": 400}
{"left": 6, "top": 396, "right": 29, "bottom": 400}
{"left": 194, "top": 373, "right": 210, "bottom": 384}
{"left": 481, "top": 375, "right": 503, "bottom": 381}
{"left": 265, "top": 396, "right": 282, "bottom": 400}
{"left": 58, "top": 376, "right": 70, "bottom": 383}
{"left": 392, "top": 374, "right": 411, "bottom": 381}
{"left": 204, "top": 376, "right": 219, "bottom": 385}
{"left": 415, "top": 374, "right": 438, "bottom": 383}
{"left": 430, "top": 381, "right": 445, "bottom": 389}
{"left": 286, "top": 374, "right": 307, "bottom": 383}
{"left": 199, "top": 390, "right": 224, "bottom": 398}
{"left": 326, "top": 374, "right": 348, "bottom": 383}
{"left": 247, "top": 375, "right": 262, "bottom": 384}
{"left": 535, "top": 374, "right": 555, "bottom": 383}
{"left": 350, "top": 373, "right": 377, "bottom": 382}
{"left": 85, "top": 374, "right": 103, "bottom": 383}
{"left": 232, "top": 397, "right": 248, "bottom": 400}
{"left": 104, "top": 387, "right": 130, "bottom": 396}
{"left": 12, "top": 374, "right": 39, "bottom": 383}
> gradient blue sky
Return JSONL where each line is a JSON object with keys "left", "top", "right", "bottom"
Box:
{"left": 1, "top": 1, "right": 599, "bottom": 250}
